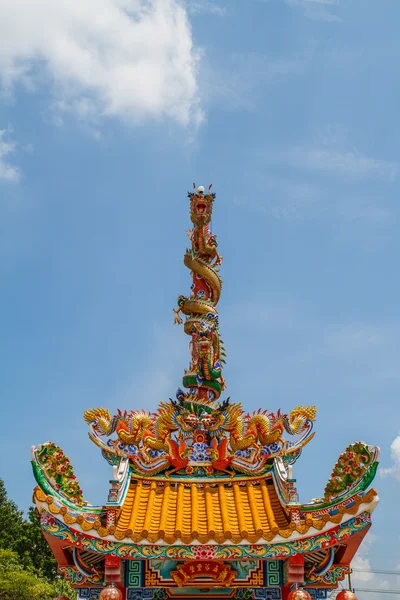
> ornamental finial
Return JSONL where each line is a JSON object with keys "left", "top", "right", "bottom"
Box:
{"left": 174, "top": 184, "right": 224, "bottom": 403}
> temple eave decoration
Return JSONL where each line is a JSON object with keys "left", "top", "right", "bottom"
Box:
{"left": 31, "top": 185, "right": 379, "bottom": 599}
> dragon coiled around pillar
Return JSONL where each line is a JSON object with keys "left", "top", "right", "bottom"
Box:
{"left": 173, "top": 185, "right": 225, "bottom": 401}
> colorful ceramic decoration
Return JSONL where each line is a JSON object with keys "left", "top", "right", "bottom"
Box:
{"left": 31, "top": 186, "right": 379, "bottom": 599}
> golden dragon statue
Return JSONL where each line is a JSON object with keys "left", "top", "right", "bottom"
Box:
{"left": 173, "top": 185, "right": 226, "bottom": 400}
{"left": 227, "top": 405, "right": 317, "bottom": 452}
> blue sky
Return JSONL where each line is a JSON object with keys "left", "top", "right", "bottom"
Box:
{"left": 1, "top": 0, "right": 400, "bottom": 597}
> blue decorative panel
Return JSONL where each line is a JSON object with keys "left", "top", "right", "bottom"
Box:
{"left": 254, "top": 590, "right": 281, "bottom": 599}
{"left": 126, "top": 591, "right": 165, "bottom": 600}
{"left": 78, "top": 590, "right": 101, "bottom": 600}
{"left": 305, "top": 590, "right": 328, "bottom": 599}
{"left": 234, "top": 590, "right": 282, "bottom": 599}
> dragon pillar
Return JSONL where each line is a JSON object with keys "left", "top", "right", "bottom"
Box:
{"left": 173, "top": 184, "right": 225, "bottom": 403}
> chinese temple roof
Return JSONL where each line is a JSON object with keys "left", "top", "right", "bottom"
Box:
{"left": 30, "top": 185, "right": 380, "bottom": 597}
{"left": 113, "top": 476, "right": 379, "bottom": 546}
{"left": 32, "top": 477, "right": 379, "bottom": 547}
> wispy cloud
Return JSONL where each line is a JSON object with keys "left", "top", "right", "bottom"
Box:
{"left": 233, "top": 173, "right": 394, "bottom": 225}
{"left": 321, "top": 324, "right": 386, "bottom": 357}
{"left": 185, "top": 0, "right": 227, "bottom": 16}
{"left": 269, "top": 147, "right": 399, "bottom": 181}
{"left": 349, "top": 533, "right": 394, "bottom": 600}
{"left": 0, "top": 128, "right": 21, "bottom": 183}
{"left": 303, "top": 322, "right": 400, "bottom": 381}
{"left": 286, "top": 0, "right": 341, "bottom": 22}
{"left": 237, "top": 130, "right": 399, "bottom": 223}
{"left": 0, "top": 0, "right": 202, "bottom": 128}
{"left": 225, "top": 303, "right": 400, "bottom": 394}
{"left": 203, "top": 49, "right": 313, "bottom": 111}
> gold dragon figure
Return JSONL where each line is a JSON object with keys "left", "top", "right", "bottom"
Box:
{"left": 84, "top": 407, "right": 175, "bottom": 455}
{"left": 173, "top": 185, "right": 226, "bottom": 400}
{"left": 226, "top": 405, "right": 317, "bottom": 452}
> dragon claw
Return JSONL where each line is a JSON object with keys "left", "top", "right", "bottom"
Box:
{"left": 173, "top": 308, "right": 183, "bottom": 325}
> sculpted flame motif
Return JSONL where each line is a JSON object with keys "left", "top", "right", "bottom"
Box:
{"left": 84, "top": 186, "right": 317, "bottom": 477}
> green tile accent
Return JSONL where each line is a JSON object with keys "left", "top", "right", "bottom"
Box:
{"left": 266, "top": 560, "right": 282, "bottom": 586}
{"left": 125, "top": 560, "right": 142, "bottom": 587}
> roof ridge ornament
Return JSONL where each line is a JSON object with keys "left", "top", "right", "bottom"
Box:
{"left": 81, "top": 185, "right": 317, "bottom": 479}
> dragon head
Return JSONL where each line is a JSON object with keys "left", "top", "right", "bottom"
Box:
{"left": 175, "top": 408, "right": 200, "bottom": 433}
{"left": 195, "top": 320, "right": 215, "bottom": 358}
{"left": 189, "top": 184, "right": 215, "bottom": 226}
{"left": 83, "top": 407, "right": 111, "bottom": 435}
{"left": 202, "top": 409, "right": 228, "bottom": 433}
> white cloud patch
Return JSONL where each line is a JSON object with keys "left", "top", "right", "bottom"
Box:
{"left": 349, "top": 533, "right": 394, "bottom": 600}
{"left": 226, "top": 306, "right": 400, "bottom": 396}
{"left": 237, "top": 125, "right": 399, "bottom": 224}
{"left": 234, "top": 173, "right": 394, "bottom": 225}
{"left": 185, "top": 0, "right": 227, "bottom": 16}
{"left": 0, "top": 0, "right": 202, "bottom": 127}
{"left": 286, "top": 0, "right": 340, "bottom": 22}
{"left": 380, "top": 435, "right": 400, "bottom": 482}
{"left": 203, "top": 50, "right": 312, "bottom": 111}
{"left": 270, "top": 147, "right": 399, "bottom": 181}
{"left": 0, "top": 129, "right": 21, "bottom": 183}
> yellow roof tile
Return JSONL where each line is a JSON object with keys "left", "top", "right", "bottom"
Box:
{"left": 33, "top": 484, "right": 379, "bottom": 544}
{"left": 115, "top": 477, "right": 290, "bottom": 544}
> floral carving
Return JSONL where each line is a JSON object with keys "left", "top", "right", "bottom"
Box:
{"left": 36, "top": 442, "right": 86, "bottom": 505}
{"left": 324, "top": 442, "right": 379, "bottom": 501}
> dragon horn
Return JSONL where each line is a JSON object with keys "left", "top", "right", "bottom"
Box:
{"left": 208, "top": 184, "right": 213, "bottom": 192}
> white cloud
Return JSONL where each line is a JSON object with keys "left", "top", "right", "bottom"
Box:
{"left": 380, "top": 435, "right": 400, "bottom": 483}
{"left": 237, "top": 125, "right": 399, "bottom": 224}
{"left": 0, "top": 129, "right": 21, "bottom": 183}
{"left": 321, "top": 324, "right": 385, "bottom": 357}
{"left": 185, "top": 0, "right": 227, "bottom": 16}
{"left": 351, "top": 532, "right": 376, "bottom": 585}
{"left": 234, "top": 173, "right": 394, "bottom": 225}
{"left": 203, "top": 50, "right": 312, "bottom": 111}
{"left": 348, "top": 534, "right": 394, "bottom": 600}
{"left": 286, "top": 0, "right": 340, "bottom": 22}
{"left": 0, "top": 0, "right": 202, "bottom": 127}
{"left": 271, "top": 147, "right": 399, "bottom": 180}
